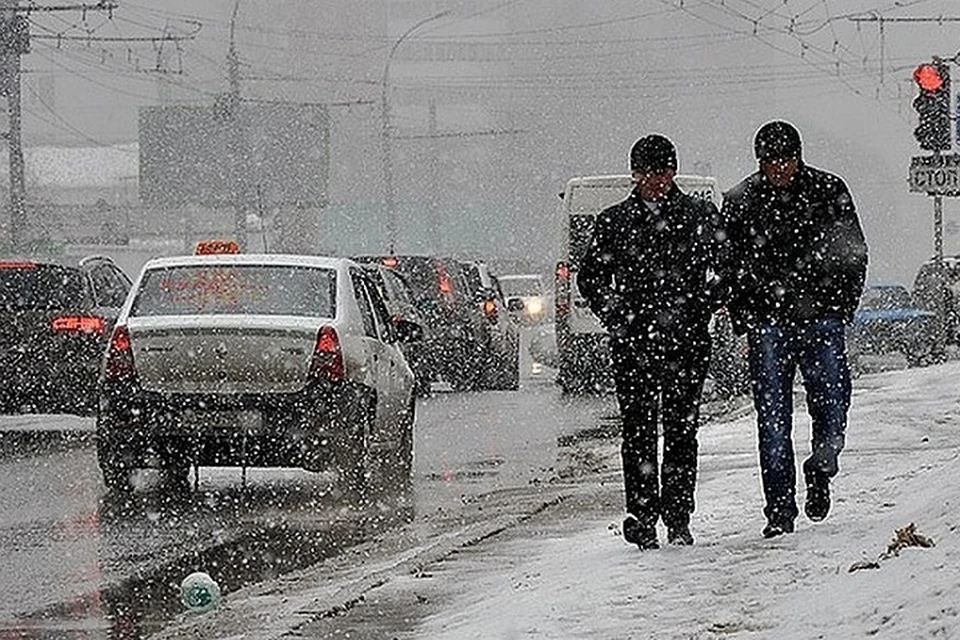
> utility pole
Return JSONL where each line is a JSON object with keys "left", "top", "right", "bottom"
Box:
{"left": 1, "top": 0, "right": 26, "bottom": 250}
{"left": 0, "top": 1, "right": 117, "bottom": 250}
{"left": 381, "top": 10, "right": 450, "bottom": 255}
{"left": 227, "top": 0, "right": 248, "bottom": 250}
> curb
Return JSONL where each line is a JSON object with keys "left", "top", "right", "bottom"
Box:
{"left": 151, "top": 488, "right": 576, "bottom": 640}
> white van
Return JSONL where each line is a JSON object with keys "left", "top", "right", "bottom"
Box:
{"left": 553, "top": 174, "right": 720, "bottom": 394}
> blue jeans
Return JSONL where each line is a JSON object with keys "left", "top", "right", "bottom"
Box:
{"left": 747, "top": 318, "right": 852, "bottom": 524}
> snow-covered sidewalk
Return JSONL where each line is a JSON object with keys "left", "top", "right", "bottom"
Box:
{"left": 376, "top": 363, "right": 960, "bottom": 639}
{"left": 160, "top": 362, "right": 960, "bottom": 639}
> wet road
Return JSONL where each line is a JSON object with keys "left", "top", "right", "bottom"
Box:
{"left": 0, "top": 333, "right": 624, "bottom": 639}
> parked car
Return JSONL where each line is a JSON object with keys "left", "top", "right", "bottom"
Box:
{"left": 912, "top": 255, "right": 960, "bottom": 352}
{"left": 460, "top": 260, "right": 521, "bottom": 390}
{"left": 499, "top": 273, "right": 548, "bottom": 325}
{"left": 363, "top": 263, "right": 433, "bottom": 396}
{"left": 848, "top": 283, "right": 937, "bottom": 369}
{"left": 0, "top": 255, "right": 130, "bottom": 415}
{"left": 707, "top": 307, "right": 750, "bottom": 399}
{"left": 355, "top": 255, "right": 488, "bottom": 391}
{"left": 96, "top": 253, "right": 419, "bottom": 500}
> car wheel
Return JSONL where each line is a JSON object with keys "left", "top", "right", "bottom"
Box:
{"left": 160, "top": 440, "right": 192, "bottom": 497}
{"left": 0, "top": 391, "right": 16, "bottom": 415}
{"left": 488, "top": 347, "right": 520, "bottom": 391}
{"left": 97, "top": 410, "right": 139, "bottom": 494}
{"left": 449, "top": 355, "right": 483, "bottom": 392}
{"left": 906, "top": 342, "right": 935, "bottom": 368}
{"left": 336, "top": 397, "right": 373, "bottom": 506}
{"left": 97, "top": 440, "right": 134, "bottom": 495}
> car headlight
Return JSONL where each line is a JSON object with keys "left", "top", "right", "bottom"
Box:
{"left": 525, "top": 298, "right": 544, "bottom": 316}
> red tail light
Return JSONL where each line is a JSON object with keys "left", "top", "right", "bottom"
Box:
{"left": 438, "top": 268, "right": 453, "bottom": 296}
{"left": 0, "top": 261, "right": 35, "bottom": 270}
{"left": 483, "top": 299, "right": 498, "bottom": 323}
{"left": 556, "top": 262, "right": 570, "bottom": 282}
{"left": 52, "top": 316, "right": 106, "bottom": 335}
{"left": 104, "top": 325, "right": 136, "bottom": 381}
{"left": 311, "top": 326, "right": 345, "bottom": 382}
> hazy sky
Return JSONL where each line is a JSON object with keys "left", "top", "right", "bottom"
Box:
{"left": 10, "top": 0, "right": 960, "bottom": 280}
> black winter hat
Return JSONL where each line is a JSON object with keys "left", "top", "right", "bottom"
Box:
{"left": 630, "top": 134, "right": 677, "bottom": 173}
{"left": 754, "top": 120, "right": 802, "bottom": 161}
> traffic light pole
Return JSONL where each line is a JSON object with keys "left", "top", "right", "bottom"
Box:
{"left": 932, "top": 145, "right": 948, "bottom": 355}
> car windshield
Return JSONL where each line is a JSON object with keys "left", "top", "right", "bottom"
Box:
{"left": 859, "top": 287, "right": 912, "bottom": 310}
{"left": 130, "top": 264, "right": 336, "bottom": 317}
{"left": 499, "top": 276, "right": 542, "bottom": 297}
{"left": 0, "top": 263, "right": 88, "bottom": 312}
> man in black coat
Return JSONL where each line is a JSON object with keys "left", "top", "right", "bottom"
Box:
{"left": 721, "top": 121, "right": 868, "bottom": 538}
{"left": 578, "top": 134, "right": 723, "bottom": 550}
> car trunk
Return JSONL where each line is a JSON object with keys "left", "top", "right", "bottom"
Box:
{"left": 128, "top": 316, "right": 320, "bottom": 395}
{"left": 0, "top": 263, "right": 99, "bottom": 375}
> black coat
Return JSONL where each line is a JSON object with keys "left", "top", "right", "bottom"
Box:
{"left": 720, "top": 163, "right": 868, "bottom": 334}
{"left": 577, "top": 184, "right": 723, "bottom": 343}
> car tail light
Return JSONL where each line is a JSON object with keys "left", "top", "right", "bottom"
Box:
{"left": 0, "top": 261, "right": 35, "bottom": 270}
{"left": 52, "top": 315, "right": 107, "bottom": 335}
{"left": 438, "top": 269, "right": 453, "bottom": 296}
{"left": 311, "top": 326, "right": 345, "bottom": 382}
{"left": 556, "top": 262, "right": 570, "bottom": 282}
{"left": 483, "top": 299, "right": 498, "bottom": 323}
{"left": 104, "top": 325, "right": 137, "bottom": 381}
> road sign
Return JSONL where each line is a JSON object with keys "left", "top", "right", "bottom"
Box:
{"left": 910, "top": 154, "right": 960, "bottom": 195}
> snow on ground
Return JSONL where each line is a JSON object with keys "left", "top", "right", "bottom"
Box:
{"left": 406, "top": 363, "right": 960, "bottom": 639}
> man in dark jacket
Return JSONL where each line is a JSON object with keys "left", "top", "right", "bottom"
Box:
{"left": 721, "top": 121, "right": 868, "bottom": 538}
{"left": 578, "top": 134, "right": 723, "bottom": 550}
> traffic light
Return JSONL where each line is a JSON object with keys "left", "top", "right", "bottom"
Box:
{"left": 913, "top": 60, "right": 951, "bottom": 151}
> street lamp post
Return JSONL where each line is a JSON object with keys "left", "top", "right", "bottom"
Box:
{"left": 381, "top": 10, "right": 449, "bottom": 255}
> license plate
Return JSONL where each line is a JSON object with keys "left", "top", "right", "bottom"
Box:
{"left": 181, "top": 409, "right": 262, "bottom": 433}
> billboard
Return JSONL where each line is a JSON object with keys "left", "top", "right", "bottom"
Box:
{"left": 139, "top": 102, "right": 329, "bottom": 209}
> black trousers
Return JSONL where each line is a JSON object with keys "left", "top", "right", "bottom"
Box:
{"left": 610, "top": 332, "right": 710, "bottom": 530}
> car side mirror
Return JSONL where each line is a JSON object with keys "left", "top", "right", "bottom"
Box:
{"left": 395, "top": 318, "right": 423, "bottom": 343}
{"left": 507, "top": 298, "right": 525, "bottom": 312}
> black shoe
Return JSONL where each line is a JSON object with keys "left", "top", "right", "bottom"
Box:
{"left": 623, "top": 516, "right": 659, "bottom": 550}
{"left": 805, "top": 474, "right": 831, "bottom": 522}
{"left": 667, "top": 524, "right": 694, "bottom": 546}
{"left": 762, "top": 519, "right": 795, "bottom": 539}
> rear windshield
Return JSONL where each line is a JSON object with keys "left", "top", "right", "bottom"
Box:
{"left": 131, "top": 265, "right": 337, "bottom": 318}
{"left": 0, "top": 263, "right": 88, "bottom": 312}
{"left": 500, "top": 276, "right": 543, "bottom": 297}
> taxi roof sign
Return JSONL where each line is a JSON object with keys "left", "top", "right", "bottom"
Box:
{"left": 195, "top": 240, "right": 241, "bottom": 256}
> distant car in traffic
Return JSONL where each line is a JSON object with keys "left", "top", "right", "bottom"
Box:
{"left": 461, "top": 260, "right": 521, "bottom": 390}
{"left": 913, "top": 255, "right": 960, "bottom": 353}
{"left": 355, "top": 255, "right": 490, "bottom": 391}
{"left": 499, "top": 274, "right": 548, "bottom": 326}
{"left": 847, "top": 283, "right": 937, "bottom": 369}
{"left": 0, "top": 255, "right": 130, "bottom": 415}
{"left": 96, "top": 253, "right": 419, "bottom": 500}
{"left": 363, "top": 263, "right": 433, "bottom": 397}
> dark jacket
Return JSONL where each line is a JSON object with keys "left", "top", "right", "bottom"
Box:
{"left": 720, "top": 163, "right": 868, "bottom": 334}
{"left": 577, "top": 184, "right": 723, "bottom": 342}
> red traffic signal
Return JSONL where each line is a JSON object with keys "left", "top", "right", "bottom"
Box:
{"left": 914, "top": 63, "right": 946, "bottom": 92}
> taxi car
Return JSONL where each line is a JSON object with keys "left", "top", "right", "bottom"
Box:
{"left": 1, "top": 255, "right": 130, "bottom": 415}
{"left": 96, "top": 250, "right": 419, "bottom": 500}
